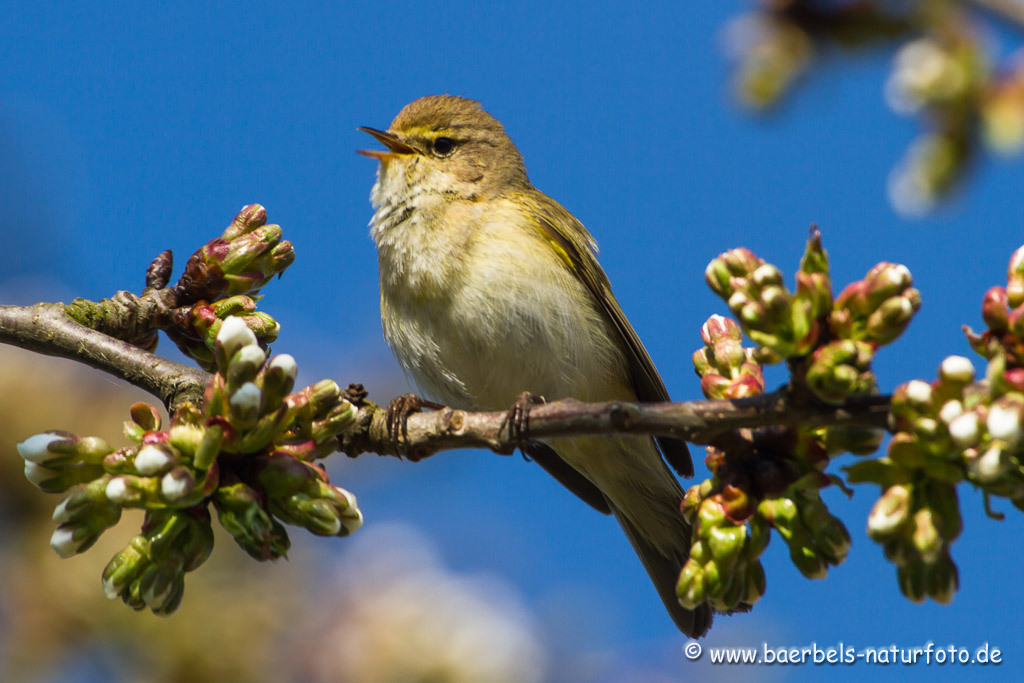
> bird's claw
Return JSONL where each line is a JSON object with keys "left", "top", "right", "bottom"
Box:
{"left": 501, "top": 391, "right": 545, "bottom": 452}
{"left": 385, "top": 393, "right": 442, "bottom": 460}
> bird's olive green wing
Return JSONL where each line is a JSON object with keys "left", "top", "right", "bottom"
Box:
{"left": 527, "top": 193, "right": 694, "bottom": 478}
{"left": 523, "top": 442, "right": 612, "bottom": 514}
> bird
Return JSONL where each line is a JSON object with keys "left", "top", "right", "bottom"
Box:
{"left": 358, "top": 94, "right": 711, "bottom": 637}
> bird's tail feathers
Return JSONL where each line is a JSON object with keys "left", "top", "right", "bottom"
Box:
{"left": 610, "top": 503, "right": 712, "bottom": 638}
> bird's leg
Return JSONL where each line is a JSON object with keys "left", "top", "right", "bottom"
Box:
{"left": 500, "top": 391, "right": 546, "bottom": 453}
{"left": 385, "top": 393, "right": 443, "bottom": 459}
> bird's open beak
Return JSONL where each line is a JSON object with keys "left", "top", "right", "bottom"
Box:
{"left": 357, "top": 127, "right": 417, "bottom": 160}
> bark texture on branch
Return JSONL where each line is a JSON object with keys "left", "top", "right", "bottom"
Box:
{"left": 337, "top": 392, "right": 892, "bottom": 461}
{"left": 0, "top": 303, "right": 209, "bottom": 412}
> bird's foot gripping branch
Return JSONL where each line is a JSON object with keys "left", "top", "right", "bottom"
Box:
{"left": 685, "top": 228, "right": 1024, "bottom": 613}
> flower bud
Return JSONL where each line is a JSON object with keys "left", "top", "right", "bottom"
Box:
{"left": 925, "top": 553, "right": 958, "bottom": 604}
{"left": 707, "top": 523, "right": 747, "bottom": 571}
{"left": 898, "top": 559, "right": 927, "bottom": 603}
{"left": 676, "top": 558, "right": 705, "bottom": 609}
{"left": 216, "top": 315, "right": 259, "bottom": 361}
{"left": 939, "top": 355, "right": 976, "bottom": 385}
{"left": 987, "top": 396, "right": 1023, "bottom": 446}
{"left": 947, "top": 411, "right": 981, "bottom": 449}
{"left": 868, "top": 485, "right": 912, "bottom": 540}
{"left": 911, "top": 508, "right": 942, "bottom": 563}
{"left": 744, "top": 560, "right": 767, "bottom": 605}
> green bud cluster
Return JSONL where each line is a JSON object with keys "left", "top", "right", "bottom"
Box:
{"left": 174, "top": 204, "right": 296, "bottom": 304}
{"left": 704, "top": 243, "right": 823, "bottom": 359}
{"left": 677, "top": 484, "right": 768, "bottom": 612}
{"left": 863, "top": 480, "right": 960, "bottom": 604}
{"left": 759, "top": 490, "right": 851, "bottom": 580}
{"left": 101, "top": 509, "right": 214, "bottom": 616}
{"left": 704, "top": 229, "right": 919, "bottom": 407}
{"left": 830, "top": 263, "right": 922, "bottom": 347}
{"left": 167, "top": 295, "right": 280, "bottom": 372}
{"left": 685, "top": 230, "right": 908, "bottom": 613}
{"left": 17, "top": 315, "right": 362, "bottom": 615}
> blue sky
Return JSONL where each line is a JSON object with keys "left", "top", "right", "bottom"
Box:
{"left": 3, "top": 2, "right": 1024, "bottom": 680}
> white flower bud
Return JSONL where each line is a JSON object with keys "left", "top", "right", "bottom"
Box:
{"left": 161, "top": 472, "right": 191, "bottom": 501}
{"left": 947, "top": 412, "right": 980, "bottom": 449}
{"left": 971, "top": 444, "right": 1007, "bottom": 483}
{"left": 229, "top": 381, "right": 263, "bottom": 412}
{"left": 987, "top": 402, "right": 1023, "bottom": 446}
{"left": 134, "top": 445, "right": 173, "bottom": 475}
{"left": 269, "top": 353, "right": 298, "bottom": 381}
{"left": 905, "top": 380, "right": 933, "bottom": 406}
{"left": 217, "top": 315, "right": 258, "bottom": 349}
{"left": 939, "top": 355, "right": 975, "bottom": 384}
{"left": 105, "top": 477, "right": 129, "bottom": 503}
{"left": 938, "top": 400, "right": 963, "bottom": 425}
{"left": 16, "top": 432, "right": 65, "bottom": 464}
{"left": 236, "top": 344, "right": 268, "bottom": 367}
{"left": 50, "top": 526, "right": 86, "bottom": 558}
{"left": 24, "top": 462, "right": 58, "bottom": 488}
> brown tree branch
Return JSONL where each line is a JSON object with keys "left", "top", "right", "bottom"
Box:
{"left": 338, "top": 392, "right": 892, "bottom": 461}
{"left": 1, "top": 300, "right": 893, "bottom": 462}
{"left": 0, "top": 303, "right": 209, "bottom": 412}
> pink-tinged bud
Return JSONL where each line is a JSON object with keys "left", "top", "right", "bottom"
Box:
{"left": 863, "top": 262, "right": 913, "bottom": 308}
{"left": 141, "top": 431, "right": 169, "bottom": 445}
{"left": 1009, "top": 307, "right": 1024, "bottom": 339}
{"left": 720, "top": 485, "right": 754, "bottom": 522}
{"left": 729, "top": 373, "right": 765, "bottom": 398}
{"left": 222, "top": 204, "right": 269, "bottom": 241}
{"left": 700, "top": 373, "right": 732, "bottom": 400}
{"left": 982, "top": 287, "right": 1010, "bottom": 333}
{"left": 701, "top": 314, "right": 742, "bottom": 346}
{"left": 129, "top": 402, "right": 162, "bottom": 432}
{"left": 1004, "top": 368, "right": 1024, "bottom": 391}
{"left": 833, "top": 281, "right": 864, "bottom": 315}
{"left": 706, "top": 248, "right": 764, "bottom": 299}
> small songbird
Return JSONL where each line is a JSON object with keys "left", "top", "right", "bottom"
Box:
{"left": 359, "top": 95, "right": 711, "bottom": 636}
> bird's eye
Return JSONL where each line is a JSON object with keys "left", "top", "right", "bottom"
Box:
{"left": 432, "top": 137, "right": 455, "bottom": 156}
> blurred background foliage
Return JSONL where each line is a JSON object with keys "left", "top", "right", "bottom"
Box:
{"left": 724, "top": 0, "right": 1024, "bottom": 215}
